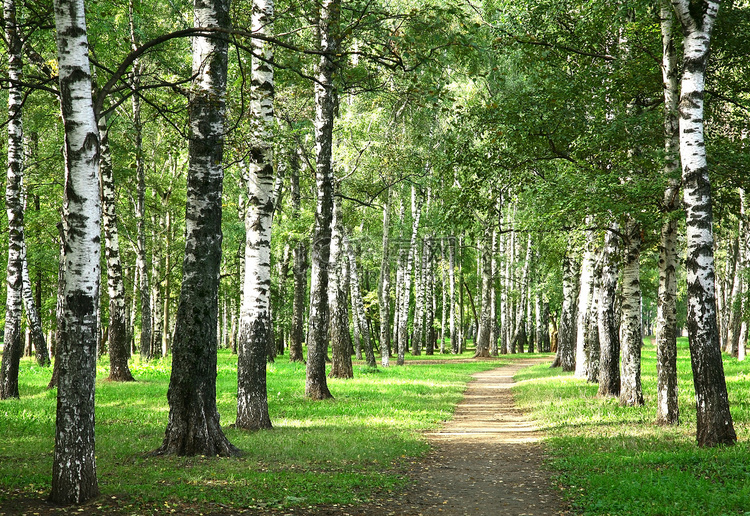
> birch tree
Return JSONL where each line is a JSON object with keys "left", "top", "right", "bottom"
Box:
{"left": 574, "top": 229, "right": 597, "bottom": 379}
{"left": 306, "top": 0, "right": 338, "bottom": 399}
{"left": 656, "top": 0, "right": 681, "bottom": 425}
{"left": 597, "top": 224, "right": 621, "bottom": 398}
{"left": 345, "top": 232, "right": 376, "bottom": 367}
{"left": 328, "top": 198, "right": 353, "bottom": 378}
{"left": 378, "top": 195, "right": 391, "bottom": 365}
{"left": 99, "top": 114, "right": 134, "bottom": 382}
{"left": 155, "top": 0, "right": 240, "bottom": 456}
{"left": 671, "top": 0, "right": 736, "bottom": 447}
{"left": 50, "top": 0, "right": 101, "bottom": 502}
{"left": 620, "top": 220, "right": 644, "bottom": 407}
{"left": 236, "top": 0, "right": 275, "bottom": 430}
{"left": 289, "top": 153, "right": 306, "bottom": 363}
{"left": 0, "top": 0, "right": 26, "bottom": 399}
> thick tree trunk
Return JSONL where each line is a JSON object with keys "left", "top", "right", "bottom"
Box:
{"left": 99, "top": 114, "right": 135, "bottom": 381}
{"left": 155, "top": 0, "right": 240, "bottom": 456}
{"left": 235, "top": 0, "right": 275, "bottom": 431}
{"left": 672, "top": 0, "right": 736, "bottom": 447}
{"left": 305, "top": 0, "right": 338, "bottom": 399}
{"left": 656, "top": 0, "right": 681, "bottom": 425}
{"left": 620, "top": 220, "right": 644, "bottom": 407}
{"left": 597, "top": 225, "right": 621, "bottom": 398}
{"left": 50, "top": 0, "right": 101, "bottom": 502}
{"left": 1, "top": 0, "right": 26, "bottom": 399}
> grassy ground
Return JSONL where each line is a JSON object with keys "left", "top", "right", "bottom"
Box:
{"left": 0, "top": 347, "right": 515, "bottom": 513}
{"left": 513, "top": 337, "right": 750, "bottom": 516}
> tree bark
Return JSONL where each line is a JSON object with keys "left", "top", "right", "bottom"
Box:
{"left": 345, "top": 233, "right": 376, "bottom": 367}
{"left": 328, "top": 199, "right": 353, "bottom": 379}
{"left": 99, "top": 113, "right": 135, "bottom": 382}
{"left": 1, "top": 0, "right": 26, "bottom": 399}
{"left": 597, "top": 224, "right": 621, "bottom": 398}
{"left": 449, "top": 236, "right": 457, "bottom": 354}
{"left": 396, "top": 187, "right": 422, "bottom": 364}
{"left": 552, "top": 248, "right": 578, "bottom": 371}
{"left": 574, "top": 229, "right": 596, "bottom": 379}
{"left": 289, "top": 153, "right": 306, "bottom": 363}
{"left": 50, "top": 0, "right": 102, "bottom": 502}
{"left": 620, "top": 219, "right": 644, "bottom": 407}
{"left": 235, "top": 0, "right": 275, "bottom": 431}
{"left": 672, "top": 0, "right": 736, "bottom": 447}
{"left": 656, "top": 0, "right": 681, "bottom": 425}
{"left": 738, "top": 188, "right": 749, "bottom": 361}
{"left": 305, "top": 0, "right": 338, "bottom": 399}
{"left": 474, "top": 225, "right": 493, "bottom": 358}
{"left": 378, "top": 195, "right": 391, "bottom": 366}
{"left": 155, "top": 0, "right": 240, "bottom": 456}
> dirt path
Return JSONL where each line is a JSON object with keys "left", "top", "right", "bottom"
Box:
{"left": 295, "top": 357, "right": 570, "bottom": 516}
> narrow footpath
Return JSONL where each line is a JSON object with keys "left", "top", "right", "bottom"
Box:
{"left": 297, "top": 357, "right": 570, "bottom": 516}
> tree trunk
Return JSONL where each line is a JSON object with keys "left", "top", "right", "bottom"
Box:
{"left": 305, "top": 0, "right": 338, "bottom": 399}
{"left": 396, "top": 187, "right": 422, "bottom": 364}
{"left": 235, "top": 0, "right": 275, "bottom": 431}
{"left": 289, "top": 153, "right": 306, "bottom": 363}
{"left": 378, "top": 195, "right": 391, "bottom": 366}
{"left": 597, "top": 224, "right": 621, "bottom": 398}
{"left": 474, "top": 225, "right": 493, "bottom": 358}
{"left": 738, "top": 188, "right": 748, "bottom": 362}
{"left": 328, "top": 199, "right": 353, "bottom": 379}
{"left": 425, "top": 236, "right": 436, "bottom": 356}
{"left": 1, "top": 0, "right": 26, "bottom": 399}
{"left": 656, "top": 0, "right": 681, "bottom": 425}
{"left": 574, "top": 229, "right": 596, "bottom": 378}
{"left": 620, "top": 220, "right": 644, "bottom": 407}
{"left": 448, "top": 236, "right": 457, "bottom": 354}
{"left": 346, "top": 233, "right": 376, "bottom": 367}
{"left": 154, "top": 0, "right": 240, "bottom": 456}
{"left": 585, "top": 253, "right": 602, "bottom": 383}
{"left": 672, "top": 0, "right": 736, "bottom": 447}
{"left": 508, "top": 236, "right": 533, "bottom": 354}
{"left": 50, "top": 0, "right": 101, "bottom": 502}
{"left": 99, "top": 113, "right": 135, "bottom": 381}
{"left": 552, "top": 248, "right": 578, "bottom": 370}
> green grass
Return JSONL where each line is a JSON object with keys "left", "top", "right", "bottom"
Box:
{"left": 514, "top": 337, "right": 750, "bottom": 516}
{"left": 0, "top": 347, "right": 520, "bottom": 513}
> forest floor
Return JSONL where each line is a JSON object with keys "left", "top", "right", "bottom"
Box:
{"left": 282, "top": 357, "right": 571, "bottom": 516}
{"left": 4, "top": 358, "right": 570, "bottom": 516}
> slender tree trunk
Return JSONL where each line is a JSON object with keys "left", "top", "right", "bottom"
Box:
{"left": 725, "top": 234, "right": 742, "bottom": 357}
{"left": 328, "top": 199, "right": 353, "bottom": 379}
{"left": 396, "top": 188, "right": 422, "bottom": 365}
{"left": 597, "top": 224, "right": 621, "bottom": 398}
{"left": 672, "top": 0, "right": 736, "bottom": 447}
{"left": 345, "top": 233, "right": 376, "bottom": 367}
{"left": 155, "top": 0, "right": 240, "bottom": 456}
{"left": 552, "top": 249, "right": 578, "bottom": 371}
{"left": 656, "top": 0, "right": 681, "bottom": 425}
{"left": 0, "top": 0, "right": 26, "bottom": 398}
{"left": 575, "top": 229, "right": 596, "bottom": 378}
{"left": 586, "top": 253, "right": 602, "bottom": 383}
{"left": 738, "top": 188, "right": 748, "bottom": 361}
{"left": 378, "top": 196, "right": 391, "bottom": 366}
{"left": 449, "top": 236, "right": 457, "bottom": 354}
{"left": 474, "top": 225, "right": 493, "bottom": 358}
{"left": 50, "top": 0, "right": 101, "bottom": 502}
{"left": 305, "top": 0, "right": 339, "bottom": 399}
{"left": 21, "top": 240, "right": 49, "bottom": 366}
{"left": 620, "top": 220, "right": 644, "bottom": 407}
{"left": 439, "top": 239, "right": 448, "bottom": 354}
{"left": 289, "top": 153, "right": 306, "bottom": 363}
{"left": 99, "top": 114, "right": 134, "bottom": 381}
{"left": 508, "top": 236, "right": 533, "bottom": 354}
{"left": 48, "top": 223, "right": 66, "bottom": 390}
{"left": 235, "top": 0, "right": 275, "bottom": 431}
{"left": 412, "top": 237, "right": 425, "bottom": 356}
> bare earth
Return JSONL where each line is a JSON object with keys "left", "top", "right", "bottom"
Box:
{"left": 289, "top": 357, "right": 571, "bottom": 516}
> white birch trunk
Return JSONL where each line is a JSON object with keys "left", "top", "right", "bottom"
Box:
{"left": 575, "top": 229, "right": 596, "bottom": 378}
{"left": 448, "top": 236, "right": 457, "bottom": 354}
{"left": 597, "top": 224, "right": 621, "bottom": 397}
{"left": 439, "top": 239, "right": 447, "bottom": 354}
{"left": 671, "top": 0, "right": 736, "bottom": 447}
{"left": 620, "top": 219, "right": 644, "bottom": 406}
{"left": 236, "top": 0, "right": 275, "bottom": 430}
{"left": 377, "top": 195, "right": 391, "bottom": 366}
{"left": 396, "top": 188, "right": 422, "bottom": 365}
{"left": 345, "top": 233, "right": 376, "bottom": 367}
{"left": 474, "top": 225, "right": 493, "bottom": 357}
{"left": 328, "top": 198, "right": 353, "bottom": 378}
{"left": 305, "top": 0, "right": 338, "bottom": 399}
{"left": 489, "top": 225, "right": 499, "bottom": 356}
{"left": 656, "top": 0, "right": 681, "bottom": 425}
{"left": 739, "top": 188, "right": 749, "bottom": 361}
{"left": 50, "top": 0, "right": 101, "bottom": 502}
{"left": 0, "top": 0, "right": 26, "bottom": 399}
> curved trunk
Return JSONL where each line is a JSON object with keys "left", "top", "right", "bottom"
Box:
{"left": 672, "top": 0, "right": 736, "bottom": 447}
{"left": 155, "top": 0, "right": 240, "bottom": 456}
{"left": 597, "top": 224, "right": 621, "bottom": 398}
{"left": 50, "top": 0, "right": 102, "bottom": 502}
